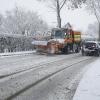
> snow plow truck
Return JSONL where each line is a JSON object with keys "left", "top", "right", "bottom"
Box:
{"left": 32, "top": 27, "right": 81, "bottom": 54}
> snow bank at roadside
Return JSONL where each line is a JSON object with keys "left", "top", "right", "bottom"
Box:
{"left": 73, "top": 58, "right": 100, "bottom": 100}
{"left": 0, "top": 51, "right": 36, "bottom": 57}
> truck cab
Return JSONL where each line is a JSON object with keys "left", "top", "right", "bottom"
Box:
{"left": 48, "top": 28, "right": 81, "bottom": 54}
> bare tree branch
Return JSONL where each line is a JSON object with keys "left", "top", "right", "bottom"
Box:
{"left": 60, "top": 0, "right": 67, "bottom": 10}
{"left": 92, "top": 0, "right": 100, "bottom": 23}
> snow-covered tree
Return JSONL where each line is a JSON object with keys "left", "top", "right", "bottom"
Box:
{"left": 85, "top": 0, "right": 100, "bottom": 40}
{"left": 0, "top": 14, "right": 3, "bottom": 25}
{"left": 87, "top": 22, "right": 98, "bottom": 39}
{"left": 3, "top": 7, "right": 48, "bottom": 35}
{"left": 0, "top": 7, "right": 48, "bottom": 52}
{"left": 0, "top": 14, "right": 4, "bottom": 32}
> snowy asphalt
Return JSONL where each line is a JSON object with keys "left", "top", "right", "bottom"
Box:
{"left": 0, "top": 52, "right": 98, "bottom": 100}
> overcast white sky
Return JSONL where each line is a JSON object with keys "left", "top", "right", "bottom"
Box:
{"left": 0, "top": 0, "right": 97, "bottom": 32}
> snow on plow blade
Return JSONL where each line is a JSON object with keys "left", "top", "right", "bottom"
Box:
{"left": 32, "top": 40, "right": 59, "bottom": 54}
{"left": 32, "top": 40, "right": 48, "bottom": 53}
{"left": 32, "top": 40, "right": 48, "bottom": 46}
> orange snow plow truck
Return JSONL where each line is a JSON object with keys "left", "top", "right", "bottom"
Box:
{"left": 32, "top": 28, "right": 81, "bottom": 54}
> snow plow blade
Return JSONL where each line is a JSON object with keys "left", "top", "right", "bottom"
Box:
{"left": 32, "top": 40, "right": 48, "bottom": 54}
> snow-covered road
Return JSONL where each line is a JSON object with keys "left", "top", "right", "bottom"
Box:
{"left": 0, "top": 53, "right": 98, "bottom": 100}
{"left": 0, "top": 53, "right": 80, "bottom": 77}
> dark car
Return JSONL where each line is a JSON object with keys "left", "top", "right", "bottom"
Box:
{"left": 81, "top": 41, "right": 100, "bottom": 56}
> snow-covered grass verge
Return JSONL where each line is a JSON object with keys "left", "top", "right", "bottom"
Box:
{"left": 0, "top": 51, "right": 36, "bottom": 57}
{"left": 73, "top": 58, "right": 100, "bottom": 100}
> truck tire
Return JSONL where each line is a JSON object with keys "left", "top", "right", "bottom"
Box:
{"left": 73, "top": 44, "right": 80, "bottom": 53}
{"left": 62, "top": 46, "right": 68, "bottom": 54}
{"left": 75, "top": 47, "right": 80, "bottom": 53}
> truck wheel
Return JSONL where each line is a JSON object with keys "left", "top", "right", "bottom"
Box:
{"left": 73, "top": 44, "right": 80, "bottom": 53}
{"left": 75, "top": 49, "right": 78, "bottom": 53}
{"left": 62, "top": 46, "right": 68, "bottom": 54}
{"left": 76, "top": 47, "right": 80, "bottom": 53}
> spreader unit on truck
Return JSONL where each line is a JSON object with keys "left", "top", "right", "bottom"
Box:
{"left": 32, "top": 27, "right": 81, "bottom": 54}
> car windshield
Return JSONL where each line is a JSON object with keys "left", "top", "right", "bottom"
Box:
{"left": 84, "top": 42, "right": 96, "bottom": 47}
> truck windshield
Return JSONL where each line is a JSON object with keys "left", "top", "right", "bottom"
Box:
{"left": 51, "top": 30, "right": 65, "bottom": 39}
